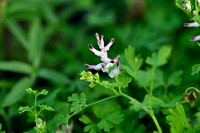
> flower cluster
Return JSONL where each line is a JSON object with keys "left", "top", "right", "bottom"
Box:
{"left": 85, "top": 33, "right": 121, "bottom": 78}
{"left": 184, "top": 22, "right": 200, "bottom": 41}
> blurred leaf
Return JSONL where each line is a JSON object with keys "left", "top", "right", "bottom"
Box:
{"left": 191, "top": 64, "right": 200, "bottom": 76}
{"left": 5, "top": 18, "right": 28, "bottom": 50}
{"left": 143, "top": 94, "right": 164, "bottom": 108}
{"left": 84, "top": 124, "right": 99, "bottom": 133}
{"left": 146, "top": 45, "right": 172, "bottom": 67}
{"left": 41, "top": 5, "right": 58, "bottom": 24}
{"left": 97, "top": 112, "right": 124, "bottom": 132}
{"left": 167, "top": 70, "right": 183, "bottom": 87}
{"left": 38, "top": 68, "right": 70, "bottom": 84}
{"left": 124, "top": 45, "right": 143, "bottom": 72}
{"left": 161, "top": 96, "right": 186, "bottom": 108}
{"left": 134, "top": 69, "right": 151, "bottom": 88}
{"left": 18, "top": 106, "right": 33, "bottom": 114}
{"left": 79, "top": 115, "right": 92, "bottom": 124}
{"left": 68, "top": 93, "right": 87, "bottom": 113}
{"left": 0, "top": 61, "right": 32, "bottom": 74}
{"left": 87, "top": 9, "right": 115, "bottom": 26}
{"left": 29, "top": 17, "right": 43, "bottom": 67}
{"left": 2, "top": 76, "right": 34, "bottom": 107}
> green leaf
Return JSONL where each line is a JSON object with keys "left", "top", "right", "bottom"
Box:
{"left": 0, "top": 61, "right": 32, "bottom": 74}
{"left": 2, "top": 77, "right": 34, "bottom": 107}
{"left": 97, "top": 112, "right": 124, "bottom": 132}
{"left": 84, "top": 124, "right": 98, "bottom": 133}
{"left": 143, "top": 94, "right": 164, "bottom": 108}
{"left": 79, "top": 115, "right": 99, "bottom": 133}
{"left": 115, "top": 71, "right": 132, "bottom": 89}
{"left": 161, "top": 95, "right": 186, "bottom": 108}
{"left": 166, "top": 103, "right": 191, "bottom": 131}
{"left": 167, "top": 70, "right": 183, "bottom": 87}
{"left": 18, "top": 106, "right": 33, "bottom": 114}
{"left": 5, "top": 18, "right": 28, "bottom": 50}
{"left": 124, "top": 45, "right": 143, "bottom": 72}
{"left": 38, "top": 105, "right": 54, "bottom": 111}
{"left": 79, "top": 115, "right": 92, "bottom": 124}
{"left": 191, "top": 64, "right": 200, "bottom": 76}
{"left": 68, "top": 93, "right": 87, "bottom": 113}
{"left": 28, "top": 17, "right": 43, "bottom": 67}
{"left": 38, "top": 68, "right": 70, "bottom": 84}
{"left": 134, "top": 69, "right": 151, "bottom": 88}
{"left": 146, "top": 45, "right": 172, "bottom": 67}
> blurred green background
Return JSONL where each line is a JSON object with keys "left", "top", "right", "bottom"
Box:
{"left": 0, "top": 0, "right": 200, "bottom": 132}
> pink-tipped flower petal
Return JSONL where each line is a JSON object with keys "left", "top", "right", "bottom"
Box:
{"left": 184, "top": 22, "right": 200, "bottom": 27}
{"left": 112, "top": 55, "right": 120, "bottom": 63}
{"left": 88, "top": 44, "right": 102, "bottom": 56}
{"left": 108, "top": 62, "right": 120, "bottom": 78}
{"left": 85, "top": 63, "right": 104, "bottom": 70}
{"left": 100, "top": 35, "right": 104, "bottom": 49}
{"left": 190, "top": 35, "right": 200, "bottom": 41}
{"left": 103, "top": 38, "right": 114, "bottom": 52}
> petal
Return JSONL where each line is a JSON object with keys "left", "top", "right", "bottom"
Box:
{"left": 108, "top": 62, "right": 120, "bottom": 78}
{"left": 100, "top": 35, "right": 104, "bottom": 49}
{"left": 85, "top": 63, "right": 104, "bottom": 70}
{"left": 190, "top": 35, "right": 200, "bottom": 41}
{"left": 102, "top": 38, "right": 114, "bottom": 52}
{"left": 101, "top": 57, "right": 112, "bottom": 63}
{"left": 184, "top": 22, "right": 200, "bottom": 27}
{"left": 88, "top": 44, "right": 102, "bottom": 56}
{"left": 112, "top": 55, "right": 120, "bottom": 63}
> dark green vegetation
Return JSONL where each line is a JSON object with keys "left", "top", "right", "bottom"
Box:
{"left": 0, "top": 0, "right": 200, "bottom": 132}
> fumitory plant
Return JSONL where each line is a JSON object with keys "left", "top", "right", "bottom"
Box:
{"left": 65, "top": 33, "right": 187, "bottom": 133}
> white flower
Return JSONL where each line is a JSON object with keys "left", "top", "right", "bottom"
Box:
{"left": 85, "top": 33, "right": 121, "bottom": 78}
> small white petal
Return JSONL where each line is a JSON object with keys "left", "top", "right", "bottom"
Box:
{"left": 184, "top": 22, "right": 200, "bottom": 27}
{"left": 102, "top": 38, "right": 114, "bottom": 52}
{"left": 85, "top": 63, "right": 104, "bottom": 70}
{"left": 190, "top": 35, "right": 200, "bottom": 41}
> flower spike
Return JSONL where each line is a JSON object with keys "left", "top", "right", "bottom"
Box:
{"left": 85, "top": 33, "right": 121, "bottom": 78}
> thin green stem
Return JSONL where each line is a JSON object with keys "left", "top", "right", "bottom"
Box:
{"left": 195, "top": 0, "right": 199, "bottom": 12}
{"left": 150, "top": 67, "right": 156, "bottom": 96}
{"left": 119, "top": 91, "right": 162, "bottom": 133}
{"left": 34, "top": 95, "right": 39, "bottom": 133}
{"left": 143, "top": 86, "right": 150, "bottom": 94}
{"left": 149, "top": 107, "right": 162, "bottom": 133}
{"left": 67, "top": 95, "right": 119, "bottom": 124}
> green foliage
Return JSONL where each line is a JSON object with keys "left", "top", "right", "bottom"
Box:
{"left": 191, "top": 64, "right": 200, "bottom": 76}
{"left": 68, "top": 93, "right": 87, "bottom": 113}
{"left": 18, "top": 88, "right": 54, "bottom": 133}
{"left": 146, "top": 45, "right": 172, "bottom": 67}
{"left": 166, "top": 103, "right": 192, "bottom": 133}
{"left": 97, "top": 112, "right": 124, "bottom": 132}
